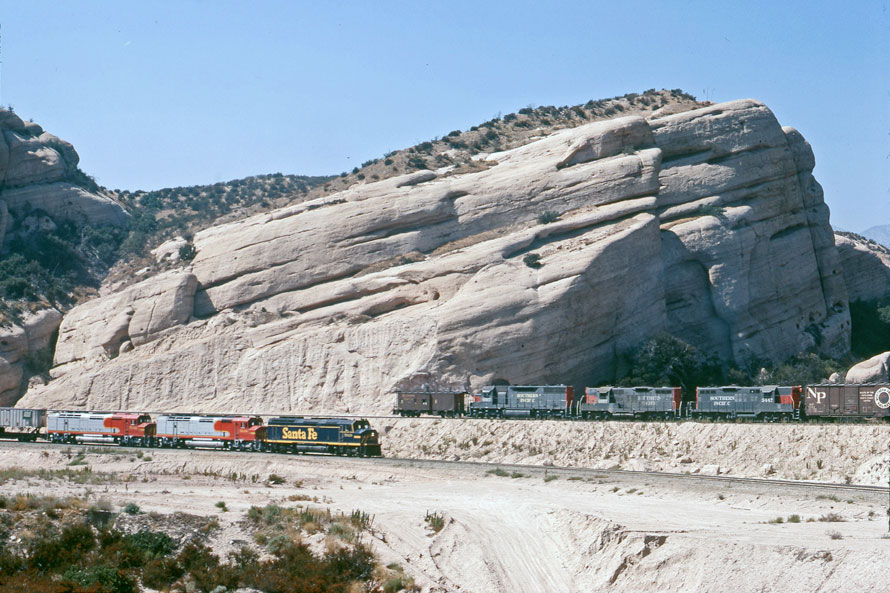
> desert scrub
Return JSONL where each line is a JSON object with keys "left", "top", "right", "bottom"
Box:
{"left": 424, "top": 510, "right": 445, "bottom": 533}
{"left": 486, "top": 467, "right": 510, "bottom": 477}
{"left": 537, "top": 210, "right": 560, "bottom": 224}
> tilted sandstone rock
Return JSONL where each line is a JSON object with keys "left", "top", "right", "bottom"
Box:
{"left": 18, "top": 99, "right": 853, "bottom": 413}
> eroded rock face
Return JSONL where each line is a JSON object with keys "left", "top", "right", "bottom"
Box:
{"left": 0, "top": 308, "right": 63, "bottom": 405}
{"left": 834, "top": 233, "right": 890, "bottom": 304}
{"left": 0, "top": 109, "right": 130, "bottom": 403}
{"left": 18, "top": 99, "right": 852, "bottom": 413}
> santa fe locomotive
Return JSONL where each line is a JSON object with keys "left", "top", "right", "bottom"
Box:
{"left": 395, "top": 383, "right": 890, "bottom": 422}
{"left": 0, "top": 410, "right": 382, "bottom": 457}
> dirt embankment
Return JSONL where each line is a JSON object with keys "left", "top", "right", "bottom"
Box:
{"left": 379, "top": 418, "right": 890, "bottom": 486}
{"left": 1, "top": 445, "right": 889, "bottom": 593}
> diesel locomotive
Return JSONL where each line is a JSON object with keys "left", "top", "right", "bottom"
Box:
{"left": 394, "top": 383, "right": 890, "bottom": 422}
{"left": 0, "top": 410, "right": 382, "bottom": 457}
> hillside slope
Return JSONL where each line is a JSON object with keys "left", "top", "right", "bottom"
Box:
{"left": 18, "top": 98, "right": 851, "bottom": 413}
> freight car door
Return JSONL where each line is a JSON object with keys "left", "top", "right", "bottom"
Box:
{"left": 843, "top": 385, "right": 859, "bottom": 415}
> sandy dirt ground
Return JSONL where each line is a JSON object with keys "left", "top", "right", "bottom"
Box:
{"left": 1, "top": 442, "right": 889, "bottom": 593}
{"left": 380, "top": 418, "right": 890, "bottom": 485}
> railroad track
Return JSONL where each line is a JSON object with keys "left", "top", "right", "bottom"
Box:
{"left": 7, "top": 440, "right": 883, "bottom": 498}
{"left": 376, "top": 456, "right": 889, "bottom": 495}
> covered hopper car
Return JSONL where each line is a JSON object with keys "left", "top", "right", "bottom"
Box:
{"left": 0, "top": 408, "right": 45, "bottom": 441}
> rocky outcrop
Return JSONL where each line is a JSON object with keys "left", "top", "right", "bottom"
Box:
{"left": 18, "top": 99, "right": 852, "bottom": 413}
{"left": 845, "top": 351, "right": 890, "bottom": 383}
{"left": 834, "top": 233, "right": 890, "bottom": 303}
{"left": 0, "top": 308, "right": 63, "bottom": 404}
{"left": 0, "top": 108, "right": 129, "bottom": 228}
{"left": 0, "top": 109, "right": 130, "bottom": 403}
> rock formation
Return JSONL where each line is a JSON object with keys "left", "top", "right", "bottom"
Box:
{"left": 0, "top": 108, "right": 129, "bottom": 403}
{"left": 834, "top": 232, "right": 890, "bottom": 303}
{"left": 18, "top": 99, "right": 852, "bottom": 413}
{"left": 845, "top": 351, "right": 890, "bottom": 383}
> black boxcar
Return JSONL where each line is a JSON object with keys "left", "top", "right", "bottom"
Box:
{"left": 694, "top": 385, "right": 800, "bottom": 420}
{"left": 578, "top": 386, "right": 681, "bottom": 419}
{"left": 804, "top": 384, "right": 890, "bottom": 419}
{"left": 468, "top": 385, "right": 574, "bottom": 418}
{"left": 264, "top": 417, "right": 382, "bottom": 456}
{"left": 393, "top": 391, "right": 466, "bottom": 417}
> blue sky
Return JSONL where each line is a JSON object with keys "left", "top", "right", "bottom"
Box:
{"left": 1, "top": 1, "right": 888, "bottom": 231}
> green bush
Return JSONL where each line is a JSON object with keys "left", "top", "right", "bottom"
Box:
{"left": 537, "top": 211, "right": 560, "bottom": 224}
{"left": 523, "top": 253, "right": 542, "bottom": 268}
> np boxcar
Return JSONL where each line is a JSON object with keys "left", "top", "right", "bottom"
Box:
{"left": 468, "top": 385, "right": 574, "bottom": 418}
{"left": 804, "top": 384, "right": 890, "bottom": 419}
{"left": 694, "top": 386, "right": 800, "bottom": 421}
{"left": 264, "top": 417, "right": 382, "bottom": 456}
{"left": 155, "top": 415, "right": 265, "bottom": 449}
{"left": 393, "top": 391, "right": 466, "bottom": 417}
{"left": 578, "top": 386, "right": 682, "bottom": 420}
{"left": 47, "top": 411, "right": 156, "bottom": 445}
{"left": 0, "top": 408, "right": 46, "bottom": 441}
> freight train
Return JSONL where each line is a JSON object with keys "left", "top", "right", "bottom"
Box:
{"left": 395, "top": 383, "right": 890, "bottom": 422}
{"left": 0, "top": 410, "right": 382, "bottom": 457}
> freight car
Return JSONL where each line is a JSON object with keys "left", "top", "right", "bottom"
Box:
{"left": 264, "top": 417, "right": 382, "bottom": 456}
{"left": 393, "top": 391, "right": 466, "bottom": 417}
{"left": 578, "top": 386, "right": 682, "bottom": 420}
{"left": 0, "top": 408, "right": 45, "bottom": 441}
{"left": 154, "top": 415, "right": 265, "bottom": 450}
{"left": 693, "top": 386, "right": 801, "bottom": 421}
{"left": 804, "top": 384, "right": 890, "bottom": 420}
{"left": 47, "top": 411, "right": 156, "bottom": 445}
{"left": 468, "top": 385, "right": 574, "bottom": 418}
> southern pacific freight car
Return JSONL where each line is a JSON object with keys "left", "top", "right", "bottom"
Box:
{"left": 393, "top": 391, "right": 466, "bottom": 417}
{"left": 804, "top": 384, "right": 890, "bottom": 419}
{"left": 264, "top": 417, "right": 381, "bottom": 456}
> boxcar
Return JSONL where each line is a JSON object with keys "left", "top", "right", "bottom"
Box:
{"left": 263, "top": 417, "right": 382, "bottom": 456}
{"left": 47, "top": 411, "right": 156, "bottom": 445}
{"left": 468, "top": 385, "right": 574, "bottom": 418}
{"left": 393, "top": 391, "right": 466, "bottom": 417}
{"left": 804, "top": 384, "right": 890, "bottom": 420}
{"left": 0, "top": 408, "right": 46, "bottom": 441}
{"left": 693, "top": 386, "right": 800, "bottom": 421}
{"left": 578, "top": 386, "right": 682, "bottom": 419}
{"left": 155, "top": 415, "right": 265, "bottom": 449}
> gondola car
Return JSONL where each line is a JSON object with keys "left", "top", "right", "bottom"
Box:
{"left": 393, "top": 390, "right": 466, "bottom": 417}
{"left": 468, "top": 385, "right": 574, "bottom": 418}
{"left": 693, "top": 385, "right": 800, "bottom": 421}
{"left": 263, "top": 417, "right": 382, "bottom": 456}
{"left": 154, "top": 414, "right": 265, "bottom": 449}
{"left": 804, "top": 384, "right": 890, "bottom": 419}
{"left": 47, "top": 411, "right": 156, "bottom": 445}
{"left": 577, "top": 386, "right": 682, "bottom": 420}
